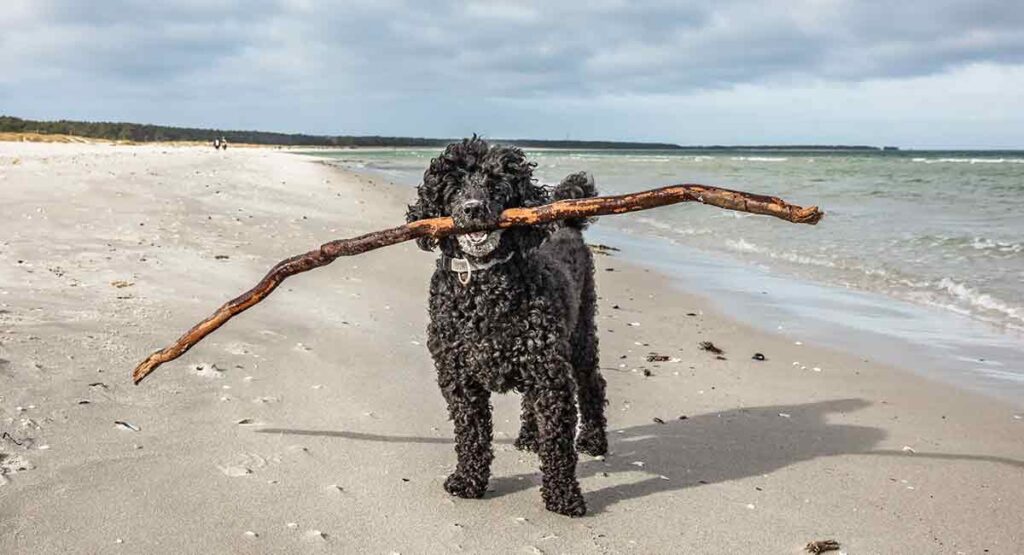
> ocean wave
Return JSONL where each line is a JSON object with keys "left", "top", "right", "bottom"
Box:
{"left": 724, "top": 238, "right": 841, "bottom": 269}
{"left": 972, "top": 367, "right": 1024, "bottom": 383}
{"left": 910, "top": 234, "right": 1024, "bottom": 255}
{"left": 935, "top": 278, "right": 1024, "bottom": 326}
{"left": 730, "top": 156, "right": 789, "bottom": 162}
{"left": 911, "top": 157, "right": 1024, "bottom": 164}
{"left": 970, "top": 237, "right": 1023, "bottom": 253}
{"left": 725, "top": 237, "right": 757, "bottom": 253}
{"left": 722, "top": 237, "right": 1023, "bottom": 328}
{"left": 634, "top": 217, "right": 712, "bottom": 236}
{"left": 722, "top": 238, "right": 1024, "bottom": 328}
{"left": 623, "top": 156, "right": 671, "bottom": 163}
{"left": 719, "top": 211, "right": 752, "bottom": 219}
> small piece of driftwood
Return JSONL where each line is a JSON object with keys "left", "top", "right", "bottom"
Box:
{"left": 805, "top": 539, "right": 841, "bottom": 553}
{"left": 131, "top": 183, "right": 823, "bottom": 384}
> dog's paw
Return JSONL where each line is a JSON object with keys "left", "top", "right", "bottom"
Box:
{"left": 514, "top": 431, "right": 539, "bottom": 453}
{"left": 543, "top": 487, "right": 587, "bottom": 517}
{"left": 444, "top": 472, "right": 486, "bottom": 499}
{"left": 575, "top": 429, "right": 607, "bottom": 457}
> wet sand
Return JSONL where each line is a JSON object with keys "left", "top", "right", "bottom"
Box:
{"left": 1, "top": 142, "right": 1022, "bottom": 553}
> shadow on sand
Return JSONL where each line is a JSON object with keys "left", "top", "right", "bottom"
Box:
{"left": 257, "top": 398, "right": 1023, "bottom": 514}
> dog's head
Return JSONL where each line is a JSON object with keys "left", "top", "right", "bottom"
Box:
{"left": 406, "top": 136, "right": 548, "bottom": 260}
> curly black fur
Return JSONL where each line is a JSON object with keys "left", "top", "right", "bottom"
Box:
{"left": 407, "top": 136, "right": 607, "bottom": 517}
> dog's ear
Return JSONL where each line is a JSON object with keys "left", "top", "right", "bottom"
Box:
{"left": 407, "top": 142, "right": 464, "bottom": 251}
{"left": 405, "top": 196, "right": 439, "bottom": 252}
{"left": 407, "top": 167, "right": 445, "bottom": 252}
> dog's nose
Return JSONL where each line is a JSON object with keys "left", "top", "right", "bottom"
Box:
{"left": 461, "top": 200, "right": 488, "bottom": 220}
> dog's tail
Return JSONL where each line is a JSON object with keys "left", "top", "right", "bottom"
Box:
{"left": 552, "top": 171, "right": 598, "bottom": 229}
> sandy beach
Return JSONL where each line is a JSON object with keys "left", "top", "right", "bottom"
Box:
{"left": 1, "top": 142, "right": 1022, "bottom": 554}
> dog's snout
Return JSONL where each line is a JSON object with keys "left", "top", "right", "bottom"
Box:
{"left": 461, "top": 199, "right": 488, "bottom": 220}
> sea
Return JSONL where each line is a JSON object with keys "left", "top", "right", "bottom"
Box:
{"left": 305, "top": 147, "right": 1024, "bottom": 405}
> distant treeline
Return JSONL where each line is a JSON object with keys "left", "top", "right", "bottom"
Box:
{"left": 0, "top": 115, "right": 890, "bottom": 151}
{"left": 0, "top": 116, "right": 451, "bottom": 147}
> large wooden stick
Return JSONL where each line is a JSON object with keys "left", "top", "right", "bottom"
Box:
{"left": 131, "top": 183, "right": 822, "bottom": 384}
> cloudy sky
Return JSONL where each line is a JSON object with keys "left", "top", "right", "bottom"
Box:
{"left": 3, "top": 1, "right": 1023, "bottom": 148}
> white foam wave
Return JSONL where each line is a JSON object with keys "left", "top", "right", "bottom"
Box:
{"left": 910, "top": 234, "right": 1024, "bottom": 256}
{"left": 912, "top": 157, "right": 1024, "bottom": 164}
{"left": 730, "top": 156, "right": 789, "bottom": 162}
{"left": 623, "top": 156, "right": 671, "bottom": 163}
{"left": 936, "top": 278, "right": 1024, "bottom": 326}
{"left": 973, "top": 367, "right": 1024, "bottom": 383}
{"left": 720, "top": 211, "right": 752, "bottom": 219}
{"left": 724, "top": 238, "right": 840, "bottom": 269}
{"left": 970, "top": 237, "right": 1023, "bottom": 253}
{"left": 725, "top": 237, "right": 757, "bottom": 252}
{"left": 635, "top": 217, "right": 712, "bottom": 236}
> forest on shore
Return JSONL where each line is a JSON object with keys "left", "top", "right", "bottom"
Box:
{"left": 0, "top": 115, "right": 888, "bottom": 151}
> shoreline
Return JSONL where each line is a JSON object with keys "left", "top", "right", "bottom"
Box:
{"left": 586, "top": 226, "right": 1024, "bottom": 408}
{"left": 1, "top": 142, "right": 1022, "bottom": 553}
{"left": 315, "top": 152, "right": 1024, "bottom": 408}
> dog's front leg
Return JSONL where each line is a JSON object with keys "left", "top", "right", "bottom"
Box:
{"left": 534, "top": 381, "right": 587, "bottom": 517}
{"left": 442, "top": 380, "right": 493, "bottom": 499}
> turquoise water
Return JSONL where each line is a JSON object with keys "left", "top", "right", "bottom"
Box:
{"left": 305, "top": 148, "right": 1024, "bottom": 402}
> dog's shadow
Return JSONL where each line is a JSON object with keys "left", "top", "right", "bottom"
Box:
{"left": 257, "top": 398, "right": 1024, "bottom": 514}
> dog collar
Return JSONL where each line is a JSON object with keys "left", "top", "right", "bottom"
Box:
{"left": 438, "top": 252, "right": 515, "bottom": 286}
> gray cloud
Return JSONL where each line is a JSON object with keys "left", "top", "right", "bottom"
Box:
{"left": 2, "top": 0, "right": 1023, "bottom": 145}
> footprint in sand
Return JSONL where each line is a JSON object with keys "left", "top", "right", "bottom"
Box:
{"left": 252, "top": 396, "right": 280, "bottom": 404}
{"left": 305, "top": 530, "right": 328, "bottom": 541}
{"left": 0, "top": 453, "right": 34, "bottom": 485}
{"left": 223, "top": 342, "right": 254, "bottom": 356}
{"left": 193, "top": 362, "right": 225, "bottom": 379}
{"left": 217, "top": 452, "right": 266, "bottom": 477}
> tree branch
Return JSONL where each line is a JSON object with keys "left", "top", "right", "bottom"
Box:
{"left": 131, "top": 183, "right": 822, "bottom": 384}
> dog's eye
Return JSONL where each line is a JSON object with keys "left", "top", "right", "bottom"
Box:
{"left": 493, "top": 182, "right": 512, "bottom": 203}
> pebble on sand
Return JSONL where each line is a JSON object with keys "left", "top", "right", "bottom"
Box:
{"left": 219, "top": 465, "right": 252, "bottom": 477}
{"left": 699, "top": 341, "right": 724, "bottom": 355}
{"left": 114, "top": 420, "right": 140, "bottom": 432}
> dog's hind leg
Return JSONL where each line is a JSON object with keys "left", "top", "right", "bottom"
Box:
{"left": 534, "top": 377, "right": 587, "bottom": 517}
{"left": 573, "top": 359, "right": 607, "bottom": 456}
{"left": 572, "top": 277, "right": 608, "bottom": 457}
{"left": 442, "top": 380, "right": 493, "bottom": 499}
{"left": 514, "top": 389, "right": 539, "bottom": 452}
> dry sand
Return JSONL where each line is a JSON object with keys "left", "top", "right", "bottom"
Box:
{"left": 1, "top": 142, "right": 1022, "bottom": 554}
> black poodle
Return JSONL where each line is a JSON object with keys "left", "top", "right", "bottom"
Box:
{"left": 406, "top": 136, "right": 607, "bottom": 517}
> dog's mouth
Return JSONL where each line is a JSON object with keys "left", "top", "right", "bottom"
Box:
{"left": 456, "top": 230, "right": 503, "bottom": 257}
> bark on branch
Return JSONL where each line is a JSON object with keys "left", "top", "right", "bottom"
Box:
{"left": 131, "top": 183, "right": 822, "bottom": 384}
